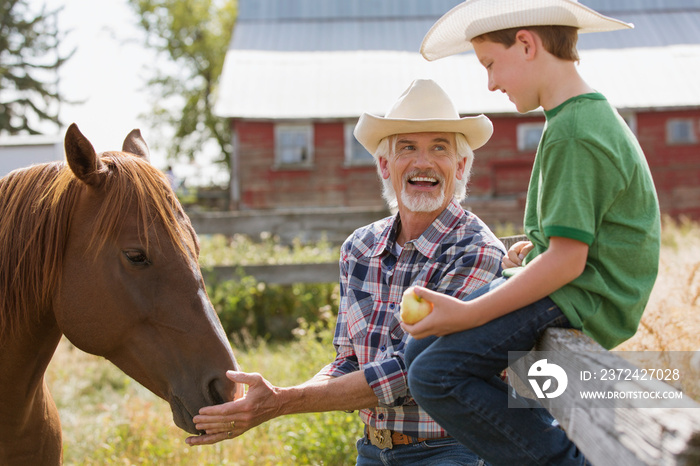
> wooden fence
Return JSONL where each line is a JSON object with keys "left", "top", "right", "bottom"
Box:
{"left": 189, "top": 206, "right": 392, "bottom": 246}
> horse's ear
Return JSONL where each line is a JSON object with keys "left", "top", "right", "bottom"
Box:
{"left": 64, "top": 123, "right": 106, "bottom": 188}
{"left": 122, "top": 129, "right": 150, "bottom": 161}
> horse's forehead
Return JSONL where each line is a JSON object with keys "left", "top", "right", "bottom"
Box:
{"left": 75, "top": 158, "right": 193, "bottom": 247}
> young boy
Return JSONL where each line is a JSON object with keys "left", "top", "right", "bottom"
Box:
{"left": 402, "top": 1, "right": 661, "bottom": 464}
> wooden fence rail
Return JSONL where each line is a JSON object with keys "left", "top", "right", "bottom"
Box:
{"left": 508, "top": 329, "right": 700, "bottom": 465}
{"left": 202, "top": 235, "right": 528, "bottom": 285}
{"left": 203, "top": 262, "right": 340, "bottom": 286}
{"left": 189, "top": 206, "right": 392, "bottom": 246}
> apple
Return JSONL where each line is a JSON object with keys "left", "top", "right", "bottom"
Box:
{"left": 400, "top": 286, "right": 433, "bottom": 324}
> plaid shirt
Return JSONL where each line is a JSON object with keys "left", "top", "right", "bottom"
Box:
{"left": 318, "top": 199, "right": 506, "bottom": 438}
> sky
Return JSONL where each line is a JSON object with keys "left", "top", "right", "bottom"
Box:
{"left": 29, "top": 0, "right": 226, "bottom": 185}
{"left": 39, "top": 0, "right": 158, "bottom": 156}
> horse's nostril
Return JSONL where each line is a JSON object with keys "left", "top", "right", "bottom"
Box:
{"left": 208, "top": 378, "right": 226, "bottom": 405}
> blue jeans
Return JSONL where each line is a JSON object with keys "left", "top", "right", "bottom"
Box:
{"left": 405, "top": 277, "right": 589, "bottom": 466}
{"left": 356, "top": 435, "right": 487, "bottom": 465}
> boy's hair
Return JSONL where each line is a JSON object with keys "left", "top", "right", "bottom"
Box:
{"left": 473, "top": 25, "right": 580, "bottom": 62}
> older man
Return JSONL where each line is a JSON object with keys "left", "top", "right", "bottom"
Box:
{"left": 187, "top": 79, "right": 505, "bottom": 464}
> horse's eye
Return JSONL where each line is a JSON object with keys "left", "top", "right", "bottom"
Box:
{"left": 123, "top": 249, "right": 151, "bottom": 266}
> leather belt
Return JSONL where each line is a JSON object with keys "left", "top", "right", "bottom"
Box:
{"left": 366, "top": 425, "right": 446, "bottom": 449}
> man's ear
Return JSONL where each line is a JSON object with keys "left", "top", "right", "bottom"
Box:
{"left": 379, "top": 157, "right": 391, "bottom": 179}
{"left": 515, "top": 29, "right": 538, "bottom": 59}
{"left": 455, "top": 156, "right": 467, "bottom": 180}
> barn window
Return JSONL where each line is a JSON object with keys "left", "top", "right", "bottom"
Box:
{"left": 517, "top": 122, "right": 545, "bottom": 151}
{"left": 344, "top": 122, "right": 374, "bottom": 165}
{"left": 667, "top": 119, "right": 696, "bottom": 145}
{"left": 275, "top": 124, "right": 314, "bottom": 166}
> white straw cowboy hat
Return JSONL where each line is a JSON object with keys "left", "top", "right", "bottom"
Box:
{"left": 353, "top": 79, "right": 493, "bottom": 156}
{"left": 421, "top": 0, "right": 634, "bottom": 61}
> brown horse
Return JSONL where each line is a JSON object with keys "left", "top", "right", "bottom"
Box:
{"left": 0, "top": 124, "right": 239, "bottom": 465}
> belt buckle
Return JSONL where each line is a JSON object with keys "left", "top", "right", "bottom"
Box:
{"left": 368, "top": 425, "right": 393, "bottom": 449}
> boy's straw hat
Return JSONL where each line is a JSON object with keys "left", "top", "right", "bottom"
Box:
{"left": 353, "top": 79, "right": 493, "bottom": 156}
{"left": 421, "top": 0, "right": 634, "bottom": 61}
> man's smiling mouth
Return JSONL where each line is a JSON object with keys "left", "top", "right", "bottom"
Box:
{"left": 408, "top": 176, "right": 439, "bottom": 187}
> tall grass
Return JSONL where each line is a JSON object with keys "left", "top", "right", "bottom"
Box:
{"left": 46, "top": 218, "right": 699, "bottom": 463}
{"left": 616, "top": 216, "right": 700, "bottom": 400}
{"left": 618, "top": 216, "right": 700, "bottom": 351}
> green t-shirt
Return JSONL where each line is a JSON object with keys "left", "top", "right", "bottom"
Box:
{"left": 523, "top": 93, "right": 660, "bottom": 349}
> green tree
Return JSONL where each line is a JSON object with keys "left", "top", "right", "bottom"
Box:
{"left": 0, "top": 0, "right": 70, "bottom": 135}
{"left": 127, "top": 0, "right": 237, "bottom": 174}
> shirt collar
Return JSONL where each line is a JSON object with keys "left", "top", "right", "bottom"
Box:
{"left": 370, "top": 198, "right": 466, "bottom": 259}
{"left": 370, "top": 214, "right": 400, "bottom": 258}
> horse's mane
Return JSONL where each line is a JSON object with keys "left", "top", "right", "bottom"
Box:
{"left": 0, "top": 152, "right": 197, "bottom": 341}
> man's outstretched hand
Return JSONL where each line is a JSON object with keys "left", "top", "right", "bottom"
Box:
{"left": 186, "top": 371, "right": 278, "bottom": 446}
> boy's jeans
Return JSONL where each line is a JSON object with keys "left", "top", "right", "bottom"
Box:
{"left": 405, "top": 277, "right": 590, "bottom": 466}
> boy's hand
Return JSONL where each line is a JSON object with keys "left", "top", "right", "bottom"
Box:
{"left": 503, "top": 241, "right": 533, "bottom": 268}
{"left": 401, "top": 286, "right": 477, "bottom": 339}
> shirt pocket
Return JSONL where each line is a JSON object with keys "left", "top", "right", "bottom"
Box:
{"left": 346, "top": 288, "right": 375, "bottom": 339}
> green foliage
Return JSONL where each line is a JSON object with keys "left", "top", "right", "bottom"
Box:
{"left": 0, "top": 0, "right": 71, "bottom": 135}
{"left": 198, "top": 233, "right": 341, "bottom": 342}
{"left": 208, "top": 273, "right": 340, "bottom": 343}
{"left": 127, "top": 0, "right": 237, "bottom": 168}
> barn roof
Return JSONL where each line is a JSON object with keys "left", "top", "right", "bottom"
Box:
{"left": 215, "top": 0, "right": 700, "bottom": 119}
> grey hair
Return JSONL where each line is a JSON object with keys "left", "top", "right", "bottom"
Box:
{"left": 374, "top": 133, "right": 474, "bottom": 209}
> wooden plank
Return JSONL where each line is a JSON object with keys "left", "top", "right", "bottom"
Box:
{"left": 507, "top": 328, "right": 700, "bottom": 466}
{"left": 499, "top": 234, "right": 527, "bottom": 250}
{"left": 203, "top": 262, "right": 339, "bottom": 285}
{"left": 202, "top": 235, "right": 529, "bottom": 285}
{"left": 189, "top": 206, "right": 391, "bottom": 245}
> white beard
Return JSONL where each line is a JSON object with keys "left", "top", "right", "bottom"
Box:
{"left": 400, "top": 186, "right": 446, "bottom": 213}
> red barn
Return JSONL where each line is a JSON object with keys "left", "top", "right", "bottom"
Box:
{"left": 216, "top": 0, "right": 700, "bottom": 226}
